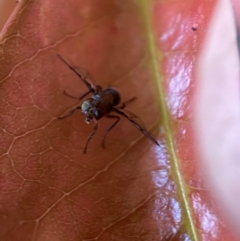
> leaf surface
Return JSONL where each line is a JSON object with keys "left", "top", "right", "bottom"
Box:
{"left": 0, "top": 0, "right": 238, "bottom": 240}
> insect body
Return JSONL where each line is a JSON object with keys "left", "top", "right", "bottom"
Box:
{"left": 81, "top": 87, "right": 121, "bottom": 123}
{"left": 57, "top": 54, "right": 159, "bottom": 154}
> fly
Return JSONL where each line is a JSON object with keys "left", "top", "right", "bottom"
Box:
{"left": 57, "top": 54, "right": 160, "bottom": 154}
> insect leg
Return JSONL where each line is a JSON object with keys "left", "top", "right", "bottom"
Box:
{"left": 102, "top": 115, "right": 120, "bottom": 149}
{"left": 118, "top": 97, "right": 137, "bottom": 109}
{"left": 57, "top": 54, "right": 95, "bottom": 92}
{"left": 112, "top": 107, "right": 160, "bottom": 146}
{"left": 83, "top": 121, "right": 98, "bottom": 154}
{"left": 63, "top": 89, "right": 91, "bottom": 100}
{"left": 58, "top": 106, "right": 81, "bottom": 119}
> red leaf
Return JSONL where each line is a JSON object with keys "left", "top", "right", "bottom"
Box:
{"left": 0, "top": 0, "right": 238, "bottom": 240}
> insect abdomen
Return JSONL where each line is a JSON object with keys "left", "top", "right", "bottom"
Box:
{"left": 104, "top": 88, "right": 121, "bottom": 106}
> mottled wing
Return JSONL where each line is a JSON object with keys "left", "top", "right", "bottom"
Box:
{"left": 72, "top": 66, "right": 96, "bottom": 90}
{"left": 112, "top": 107, "right": 159, "bottom": 146}
{"left": 57, "top": 54, "right": 96, "bottom": 91}
{"left": 119, "top": 109, "right": 146, "bottom": 129}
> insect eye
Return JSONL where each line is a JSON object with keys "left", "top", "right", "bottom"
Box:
{"left": 81, "top": 100, "right": 91, "bottom": 112}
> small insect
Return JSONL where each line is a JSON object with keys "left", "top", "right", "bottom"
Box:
{"left": 57, "top": 54, "right": 159, "bottom": 154}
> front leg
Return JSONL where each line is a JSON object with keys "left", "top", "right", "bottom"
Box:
{"left": 83, "top": 120, "right": 98, "bottom": 154}
{"left": 58, "top": 106, "right": 81, "bottom": 119}
{"left": 102, "top": 115, "right": 120, "bottom": 149}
